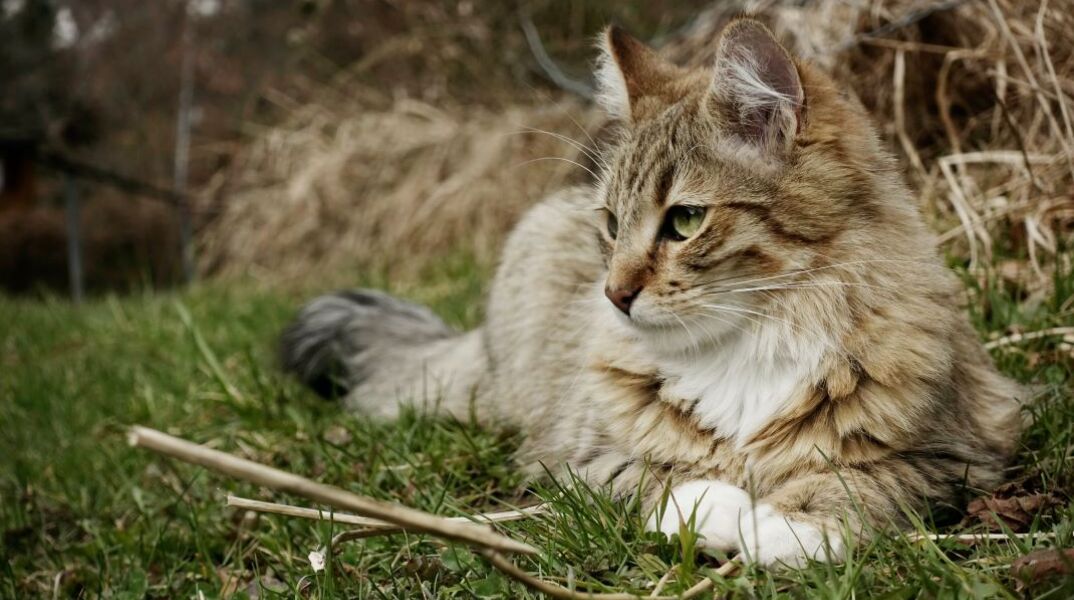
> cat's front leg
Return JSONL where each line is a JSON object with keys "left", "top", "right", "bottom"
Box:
{"left": 646, "top": 480, "right": 753, "bottom": 551}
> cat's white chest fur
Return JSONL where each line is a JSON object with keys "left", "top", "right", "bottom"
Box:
{"left": 657, "top": 322, "right": 825, "bottom": 444}
{"left": 645, "top": 327, "right": 841, "bottom": 565}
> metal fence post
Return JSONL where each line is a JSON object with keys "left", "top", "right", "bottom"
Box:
{"left": 63, "top": 173, "right": 84, "bottom": 303}
{"left": 174, "top": 19, "right": 196, "bottom": 284}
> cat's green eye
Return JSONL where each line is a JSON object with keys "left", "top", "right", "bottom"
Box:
{"left": 664, "top": 205, "right": 706, "bottom": 241}
{"left": 606, "top": 210, "right": 619, "bottom": 240}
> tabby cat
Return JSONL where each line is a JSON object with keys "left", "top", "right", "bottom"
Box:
{"left": 280, "top": 18, "right": 1023, "bottom": 566}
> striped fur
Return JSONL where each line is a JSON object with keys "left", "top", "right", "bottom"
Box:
{"left": 282, "top": 18, "right": 1023, "bottom": 567}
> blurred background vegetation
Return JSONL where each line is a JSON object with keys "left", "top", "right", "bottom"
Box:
{"left": 3, "top": 0, "right": 1069, "bottom": 302}
{"left": 0, "top": 0, "right": 708, "bottom": 295}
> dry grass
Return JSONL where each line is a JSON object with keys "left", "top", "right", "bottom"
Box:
{"left": 199, "top": 0, "right": 1073, "bottom": 287}
{"left": 199, "top": 99, "right": 600, "bottom": 279}
{"left": 839, "top": 0, "right": 1074, "bottom": 293}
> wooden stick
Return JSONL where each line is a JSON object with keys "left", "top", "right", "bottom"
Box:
{"left": 649, "top": 566, "right": 677, "bottom": 598}
{"left": 227, "top": 495, "right": 547, "bottom": 536}
{"left": 326, "top": 527, "right": 738, "bottom": 599}
{"left": 478, "top": 549, "right": 738, "bottom": 600}
{"left": 128, "top": 426, "right": 537, "bottom": 555}
{"left": 296, "top": 488, "right": 741, "bottom": 598}
{"left": 136, "top": 426, "right": 742, "bottom": 598}
{"left": 909, "top": 531, "right": 1058, "bottom": 542}
{"left": 985, "top": 326, "right": 1074, "bottom": 350}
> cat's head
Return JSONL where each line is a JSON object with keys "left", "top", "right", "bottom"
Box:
{"left": 593, "top": 18, "right": 902, "bottom": 351}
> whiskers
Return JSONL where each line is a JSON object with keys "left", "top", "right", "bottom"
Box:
{"left": 667, "top": 310, "right": 702, "bottom": 357}
{"left": 699, "top": 258, "right": 942, "bottom": 296}
{"left": 691, "top": 298, "right": 875, "bottom": 368}
{"left": 509, "top": 125, "right": 609, "bottom": 181}
{"left": 513, "top": 156, "right": 599, "bottom": 181}
{"left": 657, "top": 259, "right": 914, "bottom": 361}
{"left": 511, "top": 126, "right": 607, "bottom": 171}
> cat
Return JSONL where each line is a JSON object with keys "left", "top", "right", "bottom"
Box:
{"left": 280, "top": 18, "right": 1024, "bottom": 567}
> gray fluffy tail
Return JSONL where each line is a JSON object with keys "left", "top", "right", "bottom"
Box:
{"left": 280, "top": 289, "right": 488, "bottom": 419}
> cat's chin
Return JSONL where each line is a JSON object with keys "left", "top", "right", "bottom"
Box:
{"left": 610, "top": 309, "right": 706, "bottom": 356}
{"left": 616, "top": 305, "right": 754, "bottom": 358}
{"left": 608, "top": 304, "right": 671, "bottom": 333}
{"left": 602, "top": 298, "right": 752, "bottom": 358}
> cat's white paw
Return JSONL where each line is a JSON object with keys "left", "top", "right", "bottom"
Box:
{"left": 738, "top": 504, "right": 844, "bottom": 567}
{"left": 646, "top": 480, "right": 752, "bottom": 551}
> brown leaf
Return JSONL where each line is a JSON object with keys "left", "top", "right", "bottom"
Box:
{"left": 1011, "top": 549, "right": 1074, "bottom": 584}
{"left": 963, "top": 483, "right": 1061, "bottom": 532}
{"left": 404, "top": 555, "right": 442, "bottom": 581}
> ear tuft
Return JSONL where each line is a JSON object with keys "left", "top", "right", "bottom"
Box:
{"left": 595, "top": 26, "right": 634, "bottom": 120}
{"left": 711, "top": 19, "right": 803, "bottom": 151}
{"left": 594, "top": 25, "right": 677, "bottom": 122}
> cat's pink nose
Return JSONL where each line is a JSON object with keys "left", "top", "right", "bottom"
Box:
{"left": 605, "top": 285, "right": 641, "bottom": 315}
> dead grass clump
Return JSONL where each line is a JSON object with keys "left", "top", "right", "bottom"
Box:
{"left": 838, "top": 0, "right": 1074, "bottom": 290}
{"left": 199, "top": 99, "right": 599, "bottom": 279}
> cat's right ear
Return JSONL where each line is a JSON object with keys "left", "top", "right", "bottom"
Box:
{"left": 595, "top": 26, "right": 678, "bottom": 122}
{"left": 708, "top": 19, "right": 803, "bottom": 154}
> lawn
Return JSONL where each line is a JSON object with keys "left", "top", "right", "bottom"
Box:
{"left": 2, "top": 253, "right": 1073, "bottom": 598}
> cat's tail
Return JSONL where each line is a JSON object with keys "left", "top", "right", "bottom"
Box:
{"left": 279, "top": 289, "right": 490, "bottom": 421}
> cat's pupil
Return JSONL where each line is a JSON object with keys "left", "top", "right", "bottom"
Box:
{"left": 607, "top": 211, "right": 619, "bottom": 240}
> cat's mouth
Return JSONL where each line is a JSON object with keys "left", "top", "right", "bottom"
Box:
{"left": 599, "top": 285, "right": 736, "bottom": 347}
{"left": 609, "top": 298, "right": 681, "bottom": 331}
{"left": 610, "top": 305, "right": 725, "bottom": 357}
{"left": 610, "top": 296, "right": 758, "bottom": 354}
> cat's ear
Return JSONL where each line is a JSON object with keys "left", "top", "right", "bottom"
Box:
{"left": 595, "top": 25, "right": 678, "bottom": 122}
{"left": 709, "top": 19, "right": 803, "bottom": 153}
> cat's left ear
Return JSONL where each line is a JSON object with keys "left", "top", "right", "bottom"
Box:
{"left": 709, "top": 19, "right": 804, "bottom": 153}
{"left": 595, "top": 25, "right": 681, "bottom": 122}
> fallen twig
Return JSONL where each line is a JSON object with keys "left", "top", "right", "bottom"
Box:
{"left": 985, "top": 327, "right": 1074, "bottom": 350}
{"left": 478, "top": 549, "right": 738, "bottom": 600}
{"left": 128, "top": 426, "right": 536, "bottom": 555}
{"left": 908, "top": 531, "right": 1058, "bottom": 543}
{"left": 133, "top": 426, "right": 740, "bottom": 598}
{"left": 227, "top": 494, "right": 548, "bottom": 539}
{"left": 649, "top": 565, "right": 677, "bottom": 597}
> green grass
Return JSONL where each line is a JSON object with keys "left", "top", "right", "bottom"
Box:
{"left": 2, "top": 255, "right": 1073, "bottom": 599}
